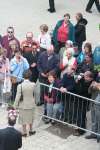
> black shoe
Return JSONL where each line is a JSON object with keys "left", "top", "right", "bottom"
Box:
{"left": 47, "top": 8, "right": 51, "bottom": 11}
{"left": 86, "top": 9, "right": 92, "bottom": 13}
{"left": 78, "top": 129, "right": 86, "bottom": 135}
{"left": 36, "top": 102, "right": 44, "bottom": 106}
{"left": 29, "top": 131, "right": 36, "bottom": 136}
{"left": 22, "top": 133, "right": 27, "bottom": 137}
{"left": 97, "top": 137, "right": 100, "bottom": 143}
{"left": 47, "top": 9, "right": 56, "bottom": 13}
{"left": 85, "top": 134, "right": 97, "bottom": 139}
{"left": 51, "top": 120, "right": 56, "bottom": 125}
{"left": 44, "top": 119, "right": 51, "bottom": 124}
{"left": 73, "top": 129, "right": 80, "bottom": 136}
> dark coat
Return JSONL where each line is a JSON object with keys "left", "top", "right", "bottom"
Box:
{"left": 60, "top": 74, "right": 75, "bottom": 92}
{"left": 77, "top": 61, "right": 94, "bottom": 73}
{"left": 0, "top": 127, "right": 22, "bottom": 150}
{"left": 74, "top": 78, "right": 92, "bottom": 98}
{"left": 23, "top": 51, "right": 39, "bottom": 82}
{"left": 75, "top": 18, "right": 88, "bottom": 43}
{"left": 44, "top": 80, "right": 61, "bottom": 103}
{"left": 37, "top": 51, "right": 59, "bottom": 76}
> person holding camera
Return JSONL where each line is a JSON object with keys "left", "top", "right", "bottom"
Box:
{"left": 10, "top": 50, "right": 29, "bottom": 101}
{"left": 21, "top": 32, "right": 39, "bottom": 55}
{"left": 74, "top": 71, "right": 94, "bottom": 136}
{"left": 14, "top": 70, "right": 36, "bottom": 137}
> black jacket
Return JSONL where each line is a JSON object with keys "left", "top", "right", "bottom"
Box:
{"left": 0, "top": 127, "right": 22, "bottom": 150}
{"left": 75, "top": 18, "right": 88, "bottom": 43}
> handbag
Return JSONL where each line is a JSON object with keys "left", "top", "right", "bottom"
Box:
{"left": 20, "top": 84, "right": 23, "bottom": 102}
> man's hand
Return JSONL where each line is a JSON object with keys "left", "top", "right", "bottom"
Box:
{"left": 41, "top": 73, "right": 47, "bottom": 77}
{"left": 60, "top": 87, "right": 67, "bottom": 93}
{"left": 31, "top": 63, "right": 36, "bottom": 67}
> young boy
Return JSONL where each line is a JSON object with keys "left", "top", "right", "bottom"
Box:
{"left": 44, "top": 72, "right": 61, "bottom": 124}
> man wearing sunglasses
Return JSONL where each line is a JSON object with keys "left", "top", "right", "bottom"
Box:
{"left": 1, "top": 26, "right": 20, "bottom": 59}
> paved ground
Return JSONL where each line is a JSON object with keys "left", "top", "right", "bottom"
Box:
{"left": 0, "top": 107, "right": 100, "bottom": 150}
{"left": 0, "top": 0, "right": 100, "bottom": 150}
{"left": 0, "top": 0, "right": 100, "bottom": 46}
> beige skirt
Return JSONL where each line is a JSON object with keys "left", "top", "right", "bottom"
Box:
{"left": 18, "top": 108, "right": 35, "bottom": 125}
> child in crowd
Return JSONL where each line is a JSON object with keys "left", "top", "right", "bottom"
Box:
{"left": 44, "top": 72, "right": 61, "bottom": 124}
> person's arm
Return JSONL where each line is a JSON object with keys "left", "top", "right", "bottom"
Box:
{"left": 17, "top": 132, "right": 22, "bottom": 149}
{"left": 48, "top": 54, "right": 60, "bottom": 74}
{"left": 23, "top": 57, "right": 29, "bottom": 70}
{"left": 52, "top": 20, "right": 63, "bottom": 46}
{"left": 75, "top": 24, "right": 84, "bottom": 36}
{"left": 10, "top": 59, "right": 18, "bottom": 72}
{"left": 37, "top": 54, "right": 43, "bottom": 74}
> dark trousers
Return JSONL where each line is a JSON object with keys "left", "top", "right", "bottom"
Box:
{"left": 76, "top": 42, "right": 83, "bottom": 53}
{"left": 11, "top": 82, "right": 22, "bottom": 102}
{"left": 86, "top": 0, "right": 100, "bottom": 12}
{"left": 39, "top": 75, "right": 48, "bottom": 105}
{"left": 49, "top": 0, "right": 55, "bottom": 11}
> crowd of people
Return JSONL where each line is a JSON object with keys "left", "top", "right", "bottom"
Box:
{"left": 0, "top": 12, "right": 100, "bottom": 147}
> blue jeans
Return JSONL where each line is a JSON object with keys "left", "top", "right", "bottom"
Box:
{"left": 47, "top": 102, "right": 62, "bottom": 119}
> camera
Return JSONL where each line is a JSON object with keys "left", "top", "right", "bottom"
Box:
{"left": 77, "top": 73, "right": 84, "bottom": 80}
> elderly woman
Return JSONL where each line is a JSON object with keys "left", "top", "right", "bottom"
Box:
{"left": 14, "top": 69, "right": 36, "bottom": 137}
{"left": 60, "top": 47, "right": 77, "bottom": 78}
{"left": 53, "top": 13, "right": 75, "bottom": 53}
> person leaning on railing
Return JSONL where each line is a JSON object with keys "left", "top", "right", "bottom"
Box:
{"left": 74, "top": 71, "right": 94, "bottom": 136}
{"left": 85, "top": 78, "right": 100, "bottom": 143}
{"left": 43, "top": 72, "right": 61, "bottom": 124}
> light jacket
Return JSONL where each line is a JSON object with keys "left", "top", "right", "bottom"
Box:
{"left": 10, "top": 56, "right": 29, "bottom": 82}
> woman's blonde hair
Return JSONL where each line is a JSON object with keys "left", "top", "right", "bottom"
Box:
{"left": 40, "top": 24, "right": 49, "bottom": 32}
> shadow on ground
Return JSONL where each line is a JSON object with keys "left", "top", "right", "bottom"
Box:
{"left": 45, "top": 122, "right": 73, "bottom": 139}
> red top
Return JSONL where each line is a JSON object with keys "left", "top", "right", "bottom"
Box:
{"left": 57, "top": 21, "right": 69, "bottom": 43}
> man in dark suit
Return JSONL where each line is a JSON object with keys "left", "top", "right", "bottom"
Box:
{"left": 48, "top": 0, "right": 56, "bottom": 13}
{"left": 86, "top": 0, "right": 100, "bottom": 13}
{"left": 0, "top": 113, "right": 22, "bottom": 150}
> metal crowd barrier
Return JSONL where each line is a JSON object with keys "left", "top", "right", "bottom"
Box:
{"left": 0, "top": 72, "right": 100, "bottom": 137}
{"left": 40, "top": 82, "right": 100, "bottom": 136}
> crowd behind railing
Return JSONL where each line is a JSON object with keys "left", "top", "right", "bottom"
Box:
{"left": 0, "top": 12, "right": 100, "bottom": 142}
